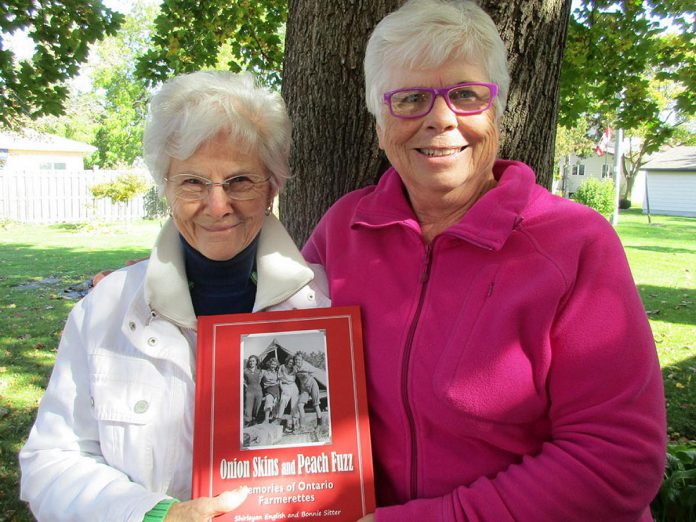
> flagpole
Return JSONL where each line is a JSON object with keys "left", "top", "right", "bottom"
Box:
{"left": 612, "top": 128, "right": 623, "bottom": 226}
{"left": 644, "top": 170, "right": 652, "bottom": 224}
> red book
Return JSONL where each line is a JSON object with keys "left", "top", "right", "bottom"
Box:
{"left": 193, "top": 306, "right": 375, "bottom": 521}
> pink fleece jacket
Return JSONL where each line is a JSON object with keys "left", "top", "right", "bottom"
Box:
{"left": 303, "top": 160, "right": 666, "bottom": 521}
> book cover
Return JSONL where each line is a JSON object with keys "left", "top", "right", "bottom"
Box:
{"left": 193, "top": 306, "right": 375, "bottom": 521}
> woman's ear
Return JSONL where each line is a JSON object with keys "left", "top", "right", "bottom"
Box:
{"left": 375, "top": 123, "right": 386, "bottom": 151}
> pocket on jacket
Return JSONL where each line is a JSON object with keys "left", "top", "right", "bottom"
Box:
{"left": 90, "top": 377, "right": 159, "bottom": 425}
{"left": 432, "top": 262, "right": 546, "bottom": 425}
{"left": 432, "top": 264, "right": 507, "bottom": 417}
{"left": 88, "top": 350, "right": 163, "bottom": 476}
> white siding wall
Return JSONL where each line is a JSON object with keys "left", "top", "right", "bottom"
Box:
{"left": 4, "top": 150, "right": 87, "bottom": 171}
{"left": 559, "top": 153, "right": 645, "bottom": 205}
{"left": 560, "top": 153, "right": 617, "bottom": 196}
{"left": 643, "top": 171, "right": 696, "bottom": 217}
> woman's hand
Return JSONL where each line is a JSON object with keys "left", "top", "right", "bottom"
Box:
{"left": 165, "top": 487, "right": 249, "bottom": 521}
{"left": 356, "top": 514, "right": 375, "bottom": 522}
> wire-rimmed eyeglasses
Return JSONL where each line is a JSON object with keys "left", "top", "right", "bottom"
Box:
{"left": 164, "top": 173, "right": 270, "bottom": 201}
{"left": 383, "top": 82, "right": 498, "bottom": 119}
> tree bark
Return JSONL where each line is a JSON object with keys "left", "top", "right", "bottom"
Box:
{"left": 480, "top": 0, "right": 572, "bottom": 188}
{"left": 281, "top": 0, "right": 403, "bottom": 246}
{"left": 281, "top": 0, "right": 571, "bottom": 246}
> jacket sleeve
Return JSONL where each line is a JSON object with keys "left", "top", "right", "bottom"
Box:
{"left": 301, "top": 224, "right": 328, "bottom": 270}
{"left": 19, "top": 297, "right": 168, "bottom": 522}
{"left": 374, "top": 219, "right": 666, "bottom": 522}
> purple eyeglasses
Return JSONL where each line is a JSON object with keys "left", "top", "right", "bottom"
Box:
{"left": 383, "top": 82, "right": 498, "bottom": 119}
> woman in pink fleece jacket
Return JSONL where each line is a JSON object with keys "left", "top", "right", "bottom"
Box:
{"left": 302, "top": 1, "right": 666, "bottom": 520}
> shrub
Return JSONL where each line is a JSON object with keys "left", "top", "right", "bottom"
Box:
{"left": 651, "top": 444, "right": 696, "bottom": 522}
{"left": 572, "top": 178, "right": 615, "bottom": 217}
{"left": 90, "top": 172, "right": 149, "bottom": 204}
{"left": 619, "top": 198, "right": 632, "bottom": 210}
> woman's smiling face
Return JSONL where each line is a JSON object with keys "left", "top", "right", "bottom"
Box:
{"left": 165, "top": 132, "right": 271, "bottom": 261}
{"left": 376, "top": 60, "right": 499, "bottom": 200}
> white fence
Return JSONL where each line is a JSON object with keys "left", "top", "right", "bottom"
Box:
{"left": 0, "top": 169, "right": 153, "bottom": 223}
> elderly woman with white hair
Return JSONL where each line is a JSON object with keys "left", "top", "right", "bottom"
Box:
{"left": 303, "top": 1, "right": 666, "bottom": 520}
{"left": 19, "top": 71, "right": 329, "bottom": 522}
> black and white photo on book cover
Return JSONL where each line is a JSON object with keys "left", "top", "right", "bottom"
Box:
{"left": 241, "top": 329, "right": 332, "bottom": 450}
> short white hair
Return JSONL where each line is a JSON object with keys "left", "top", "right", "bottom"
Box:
{"left": 364, "top": 0, "right": 510, "bottom": 125}
{"left": 143, "top": 71, "right": 291, "bottom": 194}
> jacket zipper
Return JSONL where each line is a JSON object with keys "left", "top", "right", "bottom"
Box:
{"left": 401, "top": 242, "right": 434, "bottom": 500}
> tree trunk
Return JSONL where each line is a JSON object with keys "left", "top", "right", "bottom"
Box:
{"left": 280, "top": 0, "right": 403, "bottom": 246}
{"left": 281, "top": 0, "right": 571, "bottom": 246}
{"left": 480, "top": 0, "right": 572, "bottom": 188}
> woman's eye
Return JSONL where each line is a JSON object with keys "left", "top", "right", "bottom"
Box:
{"left": 182, "top": 177, "right": 206, "bottom": 186}
{"left": 228, "top": 176, "right": 252, "bottom": 184}
{"left": 226, "top": 176, "right": 260, "bottom": 190}
{"left": 399, "top": 92, "right": 427, "bottom": 104}
{"left": 451, "top": 89, "right": 477, "bottom": 101}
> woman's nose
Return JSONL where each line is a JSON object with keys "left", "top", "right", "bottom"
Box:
{"left": 425, "top": 95, "right": 458, "bottom": 131}
{"left": 205, "top": 185, "right": 233, "bottom": 217}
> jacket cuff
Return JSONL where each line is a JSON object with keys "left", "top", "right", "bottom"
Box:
{"left": 143, "top": 498, "right": 179, "bottom": 522}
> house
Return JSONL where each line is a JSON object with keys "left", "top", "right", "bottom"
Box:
{"left": 0, "top": 129, "right": 148, "bottom": 223}
{"left": 557, "top": 136, "right": 645, "bottom": 205}
{"left": 557, "top": 151, "right": 618, "bottom": 198}
{"left": 641, "top": 146, "right": 696, "bottom": 218}
{"left": 0, "top": 128, "right": 96, "bottom": 171}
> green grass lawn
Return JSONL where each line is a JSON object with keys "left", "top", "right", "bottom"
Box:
{"left": 0, "top": 211, "right": 694, "bottom": 520}
{"left": 616, "top": 209, "right": 696, "bottom": 443}
{"left": 0, "top": 219, "right": 164, "bottom": 521}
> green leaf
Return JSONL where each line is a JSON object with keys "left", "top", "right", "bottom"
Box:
{"left": 1, "top": 0, "right": 124, "bottom": 127}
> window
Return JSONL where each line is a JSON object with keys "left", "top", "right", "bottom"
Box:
{"left": 39, "top": 161, "right": 67, "bottom": 170}
{"left": 602, "top": 164, "right": 612, "bottom": 178}
{"left": 572, "top": 164, "right": 585, "bottom": 176}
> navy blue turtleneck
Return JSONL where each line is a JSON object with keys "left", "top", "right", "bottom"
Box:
{"left": 180, "top": 234, "right": 259, "bottom": 316}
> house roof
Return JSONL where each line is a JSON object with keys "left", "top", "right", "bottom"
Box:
{"left": 642, "top": 146, "right": 696, "bottom": 171}
{"left": 0, "top": 129, "right": 96, "bottom": 154}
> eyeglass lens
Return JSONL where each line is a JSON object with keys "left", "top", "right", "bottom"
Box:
{"left": 170, "top": 175, "right": 267, "bottom": 201}
{"left": 390, "top": 84, "right": 492, "bottom": 117}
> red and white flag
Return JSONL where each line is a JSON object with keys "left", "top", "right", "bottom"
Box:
{"left": 595, "top": 128, "right": 612, "bottom": 156}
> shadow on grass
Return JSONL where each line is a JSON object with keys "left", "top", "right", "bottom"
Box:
{"left": 48, "top": 223, "right": 87, "bottom": 232}
{"left": 0, "top": 238, "right": 155, "bottom": 522}
{"left": 0, "top": 336, "right": 57, "bottom": 522}
{"left": 0, "top": 403, "right": 38, "bottom": 521}
{"left": 2, "top": 243, "right": 150, "bottom": 395}
{"left": 662, "top": 354, "right": 696, "bottom": 442}
{"left": 1, "top": 243, "right": 151, "bottom": 284}
{"left": 638, "top": 285, "right": 695, "bottom": 327}
{"left": 626, "top": 245, "right": 696, "bottom": 255}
